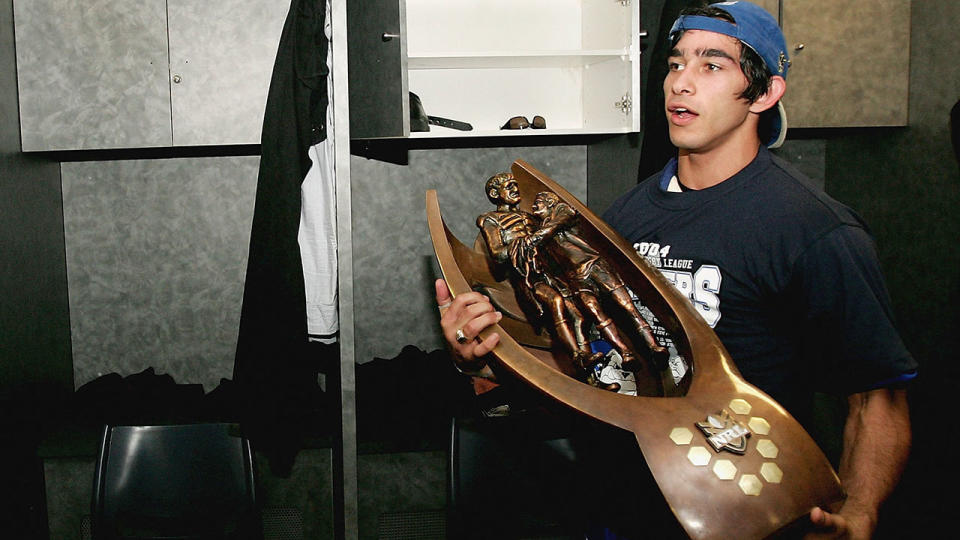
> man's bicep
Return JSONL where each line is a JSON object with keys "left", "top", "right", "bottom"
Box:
{"left": 479, "top": 219, "right": 508, "bottom": 260}
{"left": 796, "top": 226, "right": 916, "bottom": 393}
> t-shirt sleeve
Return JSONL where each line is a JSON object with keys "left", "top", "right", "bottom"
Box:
{"left": 602, "top": 185, "right": 643, "bottom": 237}
{"left": 602, "top": 196, "right": 627, "bottom": 228}
{"left": 794, "top": 225, "right": 918, "bottom": 395}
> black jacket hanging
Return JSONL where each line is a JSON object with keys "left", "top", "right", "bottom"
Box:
{"left": 233, "top": 0, "right": 332, "bottom": 474}
{"left": 637, "top": 0, "right": 701, "bottom": 182}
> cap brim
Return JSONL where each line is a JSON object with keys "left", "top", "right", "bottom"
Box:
{"left": 767, "top": 101, "right": 788, "bottom": 149}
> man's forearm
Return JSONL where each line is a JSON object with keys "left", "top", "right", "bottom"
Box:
{"left": 837, "top": 388, "right": 911, "bottom": 528}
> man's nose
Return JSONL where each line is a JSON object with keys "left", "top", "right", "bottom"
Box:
{"left": 669, "top": 69, "right": 694, "bottom": 95}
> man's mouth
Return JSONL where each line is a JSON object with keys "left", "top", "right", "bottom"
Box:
{"left": 668, "top": 105, "right": 698, "bottom": 119}
{"left": 667, "top": 104, "right": 699, "bottom": 128}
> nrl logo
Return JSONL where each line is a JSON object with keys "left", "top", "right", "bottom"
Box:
{"left": 696, "top": 409, "right": 751, "bottom": 454}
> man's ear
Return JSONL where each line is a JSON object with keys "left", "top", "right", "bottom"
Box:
{"left": 749, "top": 75, "right": 786, "bottom": 114}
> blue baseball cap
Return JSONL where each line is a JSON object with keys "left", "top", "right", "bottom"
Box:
{"left": 669, "top": 1, "right": 789, "bottom": 148}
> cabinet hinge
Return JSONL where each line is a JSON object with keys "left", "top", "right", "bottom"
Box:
{"left": 616, "top": 0, "right": 631, "bottom": 6}
{"left": 615, "top": 94, "right": 632, "bottom": 115}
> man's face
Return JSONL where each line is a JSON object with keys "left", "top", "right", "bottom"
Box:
{"left": 532, "top": 194, "right": 550, "bottom": 218}
{"left": 496, "top": 177, "right": 521, "bottom": 205}
{"left": 663, "top": 30, "right": 756, "bottom": 154}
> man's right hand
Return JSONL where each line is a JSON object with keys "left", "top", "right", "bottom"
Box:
{"left": 435, "top": 278, "right": 501, "bottom": 373}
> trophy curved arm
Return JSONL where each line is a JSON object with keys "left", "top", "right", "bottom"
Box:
{"left": 425, "top": 161, "right": 844, "bottom": 540}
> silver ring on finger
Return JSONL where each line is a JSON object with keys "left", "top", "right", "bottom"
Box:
{"left": 455, "top": 328, "right": 469, "bottom": 344}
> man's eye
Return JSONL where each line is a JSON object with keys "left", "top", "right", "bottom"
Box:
{"left": 706, "top": 63, "right": 721, "bottom": 71}
{"left": 668, "top": 62, "right": 684, "bottom": 71}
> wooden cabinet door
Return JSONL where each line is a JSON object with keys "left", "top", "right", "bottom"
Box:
{"left": 753, "top": 0, "right": 780, "bottom": 21}
{"left": 346, "top": 0, "right": 408, "bottom": 139}
{"left": 14, "top": 0, "right": 171, "bottom": 151}
{"left": 781, "top": 0, "right": 910, "bottom": 127}
{"left": 167, "top": 0, "right": 288, "bottom": 146}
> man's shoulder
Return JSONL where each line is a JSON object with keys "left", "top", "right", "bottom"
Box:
{"left": 551, "top": 201, "right": 577, "bottom": 218}
{"left": 765, "top": 151, "right": 825, "bottom": 193}
{"left": 756, "top": 150, "right": 866, "bottom": 231}
{"left": 603, "top": 171, "right": 660, "bottom": 221}
{"left": 477, "top": 210, "right": 508, "bottom": 223}
{"left": 476, "top": 211, "right": 501, "bottom": 229}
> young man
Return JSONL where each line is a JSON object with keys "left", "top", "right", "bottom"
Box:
{"left": 436, "top": 2, "right": 917, "bottom": 538}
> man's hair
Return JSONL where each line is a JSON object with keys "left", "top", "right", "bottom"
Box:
{"left": 535, "top": 191, "right": 560, "bottom": 208}
{"left": 671, "top": 5, "right": 771, "bottom": 103}
{"left": 485, "top": 172, "right": 514, "bottom": 203}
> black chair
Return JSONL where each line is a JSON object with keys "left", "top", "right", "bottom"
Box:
{"left": 91, "top": 423, "right": 261, "bottom": 540}
{"left": 448, "top": 414, "right": 585, "bottom": 539}
{"left": 448, "top": 414, "right": 688, "bottom": 539}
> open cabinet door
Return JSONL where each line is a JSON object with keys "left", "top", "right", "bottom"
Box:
{"left": 346, "top": 0, "right": 408, "bottom": 138}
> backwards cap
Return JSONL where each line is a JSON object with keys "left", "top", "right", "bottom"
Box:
{"left": 669, "top": 1, "right": 789, "bottom": 148}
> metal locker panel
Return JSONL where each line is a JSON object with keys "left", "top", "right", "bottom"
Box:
{"left": 346, "top": 0, "right": 408, "bottom": 139}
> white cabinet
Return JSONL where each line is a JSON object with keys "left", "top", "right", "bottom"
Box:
{"left": 348, "top": 0, "right": 641, "bottom": 139}
{"left": 14, "top": 0, "right": 288, "bottom": 151}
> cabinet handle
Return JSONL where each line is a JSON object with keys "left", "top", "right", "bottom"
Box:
{"left": 382, "top": 32, "right": 400, "bottom": 42}
{"left": 794, "top": 43, "right": 805, "bottom": 51}
{"left": 639, "top": 30, "right": 649, "bottom": 39}
{"left": 172, "top": 74, "right": 182, "bottom": 84}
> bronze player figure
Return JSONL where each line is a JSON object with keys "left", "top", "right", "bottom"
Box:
{"left": 477, "top": 173, "right": 606, "bottom": 376}
{"left": 527, "top": 191, "right": 668, "bottom": 371}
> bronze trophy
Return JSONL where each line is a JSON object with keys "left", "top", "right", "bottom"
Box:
{"left": 426, "top": 160, "right": 845, "bottom": 540}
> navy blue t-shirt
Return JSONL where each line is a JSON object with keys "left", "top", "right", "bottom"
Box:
{"left": 603, "top": 147, "right": 917, "bottom": 422}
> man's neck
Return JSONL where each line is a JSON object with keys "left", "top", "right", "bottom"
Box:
{"left": 676, "top": 139, "right": 761, "bottom": 191}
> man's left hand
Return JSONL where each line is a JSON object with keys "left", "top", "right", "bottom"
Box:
{"left": 804, "top": 505, "right": 875, "bottom": 540}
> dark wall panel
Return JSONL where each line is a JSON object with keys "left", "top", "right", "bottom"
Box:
{"left": 0, "top": 0, "right": 72, "bottom": 397}
{"left": 822, "top": 1, "right": 960, "bottom": 535}
{"left": 1, "top": 1, "right": 73, "bottom": 537}
{"left": 61, "top": 157, "right": 258, "bottom": 391}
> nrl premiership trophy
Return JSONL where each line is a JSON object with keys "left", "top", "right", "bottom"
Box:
{"left": 426, "top": 160, "right": 845, "bottom": 540}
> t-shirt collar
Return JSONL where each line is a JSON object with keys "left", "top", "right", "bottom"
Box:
{"left": 659, "top": 157, "right": 680, "bottom": 191}
{"left": 657, "top": 147, "right": 771, "bottom": 194}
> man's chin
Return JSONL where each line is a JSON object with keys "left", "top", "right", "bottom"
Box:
{"left": 670, "top": 138, "right": 701, "bottom": 152}
{"left": 667, "top": 128, "right": 696, "bottom": 150}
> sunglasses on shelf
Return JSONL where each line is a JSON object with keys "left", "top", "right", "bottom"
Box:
{"left": 500, "top": 115, "right": 546, "bottom": 130}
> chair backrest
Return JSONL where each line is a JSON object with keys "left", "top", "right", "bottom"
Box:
{"left": 91, "top": 423, "right": 259, "bottom": 540}
{"left": 448, "top": 415, "right": 586, "bottom": 539}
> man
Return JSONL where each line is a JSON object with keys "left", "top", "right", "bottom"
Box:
{"left": 475, "top": 172, "right": 601, "bottom": 375}
{"left": 436, "top": 2, "right": 917, "bottom": 538}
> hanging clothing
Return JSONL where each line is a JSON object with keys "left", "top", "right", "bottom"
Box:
{"left": 637, "top": 0, "right": 700, "bottom": 182}
{"left": 300, "top": 143, "right": 338, "bottom": 342}
{"left": 233, "top": 0, "right": 333, "bottom": 472}
{"left": 299, "top": 0, "right": 338, "bottom": 343}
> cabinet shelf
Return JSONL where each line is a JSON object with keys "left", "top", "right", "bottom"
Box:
{"left": 407, "top": 54, "right": 635, "bottom": 137}
{"left": 409, "top": 126, "right": 632, "bottom": 139}
{"left": 408, "top": 50, "right": 631, "bottom": 70}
